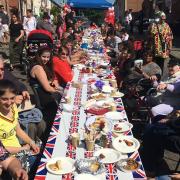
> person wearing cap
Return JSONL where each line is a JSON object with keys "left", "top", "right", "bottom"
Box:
{"left": 149, "top": 59, "right": 180, "bottom": 117}
{"left": 36, "top": 13, "right": 54, "bottom": 34}
{"left": 150, "top": 11, "right": 173, "bottom": 78}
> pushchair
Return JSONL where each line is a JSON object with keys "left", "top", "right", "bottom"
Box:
{"left": 122, "top": 78, "right": 157, "bottom": 138}
{"left": 22, "top": 29, "right": 54, "bottom": 74}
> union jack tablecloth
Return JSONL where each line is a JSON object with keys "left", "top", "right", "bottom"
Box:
{"left": 34, "top": 67, "right": 147, "bottom": 180}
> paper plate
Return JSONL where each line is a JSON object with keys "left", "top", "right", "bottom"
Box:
{"left": 83, "top": 99, "right": 96, "bottom": 109}
{"left": 105, "top": 111, "right": 125, "bottom": 121}
{"left": 74, "top": 64, "right": 86, "bottom": 70}
{"left": 94, "top": 148, "right": 122, "bottom": 164}
{"left": 112, "top": 136, "right": 140, "bottom": 154}
{"left": 113, "top": 122, "right": 133, "bottom": 133}
{"left": 95, "top": 99, "right": 114, "bottom": 107}
{"left": 46, "top": 157, "right": 75, "bottom": 175}
{"left": 75, "top": 174, "right": 99, "bottom": 180}
{"left": 110, "top": 92, "right": 124, "bottom": 98}
{"left": 85, "top": 116, "right": 113, "bottom": 134}
{"left": 101, "top": 62, "right": 109, "bottom": 67}
{"left": 18, "top": 100, "right": 35, "bottom": 112}
{"left": 90, "top": 93, "right": 108, "bottom": 101}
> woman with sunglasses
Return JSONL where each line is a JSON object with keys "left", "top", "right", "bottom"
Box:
{"left": 53, "top": 47, "right": 73, "bottom": 87}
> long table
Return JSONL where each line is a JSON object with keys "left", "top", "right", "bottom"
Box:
{"left": 35, "top": 65, "right": 147, "bottom": 180}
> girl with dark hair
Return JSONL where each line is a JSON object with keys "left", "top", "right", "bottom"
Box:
{"left": 30, "top": 47, "right": 62, "bottom": 109}
{"left": 9, "top": 13, "right": 24, "bottom": 70}
{"left": 53, "top": 46, "right": 73, "bottom": 87}
{"left": 0, "top": 79, "right": 39, "bottom": 166}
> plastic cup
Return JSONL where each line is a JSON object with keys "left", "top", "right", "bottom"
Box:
{"left": 70, "top": 133, "right": 80, "bottom": 148}
{"left": 85, "top": 140, "right": 95, "bottom": 151}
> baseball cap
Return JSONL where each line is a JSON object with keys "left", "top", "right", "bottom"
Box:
{"left": 168, "top": 58, "right": 180, "bottom": 67}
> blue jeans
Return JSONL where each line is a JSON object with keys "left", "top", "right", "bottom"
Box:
{"left": 29, "top": 155, "right": 37, "bottom": 168}
{"left": 156, "top": 175, "right": 171, "bottom": 180}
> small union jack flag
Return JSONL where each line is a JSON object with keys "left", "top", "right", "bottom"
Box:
{"left": 69, "top": 127, "right": 78, "bottom": 134}
{"left": 105, "top": 164, "right": 118, "bottom": 180}
{"left": 62, "top": 173, "right": 74, "bottom": 180}
{"left": 70, "top": 121, "right": 79, "bottom": 127}
{"left": 66, "top": 151, "right": 76, "bottom": 159}
{"left": 71, "top": 115, "right": 79, "bottom": 121}
{"left": 72, "top": 110, "right": 80, "bottom": 115}
{"left": 128, "top": 152, "right": 146, "bottom": 179}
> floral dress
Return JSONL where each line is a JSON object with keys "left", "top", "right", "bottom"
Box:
{"left": 150, "top": 22, "right": 173, "bottom": 59}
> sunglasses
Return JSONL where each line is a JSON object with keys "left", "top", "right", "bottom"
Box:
{"left": 61, "top": 52, "right": 68, "bottom": 56}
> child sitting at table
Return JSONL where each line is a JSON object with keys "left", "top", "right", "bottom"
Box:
{"left": 0, "top": 79, "right": 40, "bottom": 169}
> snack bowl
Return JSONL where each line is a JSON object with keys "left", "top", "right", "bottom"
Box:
{"left": 75, "top": 158, "right": 105, "bottom": 175}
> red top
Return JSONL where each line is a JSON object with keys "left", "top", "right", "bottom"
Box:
{"left": 53, "top": 56, "right": 73, "bottom": 86}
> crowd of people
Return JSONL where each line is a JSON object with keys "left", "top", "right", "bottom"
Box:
{"left": 100, "top": 8, "right": 179, "bottom": 180}
{"left": 0, "top": 3, "right": 179, "bottom": 180}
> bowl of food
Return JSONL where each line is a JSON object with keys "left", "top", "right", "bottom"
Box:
{"left": 117, "top": 158, "right": 140, "bottom": 172}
